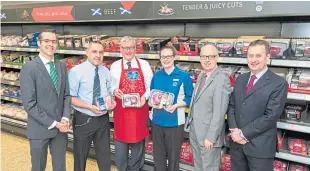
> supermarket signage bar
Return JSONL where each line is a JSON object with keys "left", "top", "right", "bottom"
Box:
{"left": 2, "top": 1, "right": 310, "bottom": 23}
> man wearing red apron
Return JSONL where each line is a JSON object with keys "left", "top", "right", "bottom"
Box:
{"left": 110, "top": 36, "right": 153, "bottom": 171}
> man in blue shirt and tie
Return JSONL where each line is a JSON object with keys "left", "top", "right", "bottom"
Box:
{"left": 69, "top": 41, "right": 116, "bottom": 171}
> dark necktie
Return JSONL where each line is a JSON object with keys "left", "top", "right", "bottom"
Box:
{"left": 127, "top": 61, "right": 132, "bottom": 69}
{"left": 92, "top": 66, "right": 101, "bottom": 105}
{"left": 195, "top": 73, "right": 207, "bottom": 98}
{"left": 246, "top": 75, "right": 257, "bottom": 94}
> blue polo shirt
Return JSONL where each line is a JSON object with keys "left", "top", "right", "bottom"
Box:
{"left": 150, "top": 66, "right": 193, "bottom": 127}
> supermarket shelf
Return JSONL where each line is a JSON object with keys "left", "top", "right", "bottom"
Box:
{"left": 277, "top": 121, "right": 310, "bottom": 134}
{"left": 1, "top": 116, "right": 27, "bottom": 127}
{"left": 1, "top": 96, "right": 22, "bottom": 103}
{"left": 1, "top": 79, "right": 20, "bottom": 86}
{"left": 56, "top": 49, "right": 86, "bottom": 55}
{"left": 1, "top": 63, "right": 23, "bottom": 69}
{"left": 0, "top": 47, "right": 38, "bottom": 52}
{"left": 276, "top": 152, "right": 310, "bottom": 165}
{"left": 271, "top": 59, "right": 310, "bottom": 68}
{"left": 287, "top": 92, "right": 310, "bottom": 101}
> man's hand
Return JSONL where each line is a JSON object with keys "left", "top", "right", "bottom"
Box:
{"left": 165, "top": 104, "right": 178, "bottom": 114}
{"left": 88, "top": 105, "right": 104, "bottom": 115}
{"left": 204, "top": 139, "right": 214, "bottom": 150}
{"left": 229, "top": 128, "right": 246, "bottom": 143}
{"left": 60, "top": 119, "right": 70, "bottom": 132}
{"left": 56, "top": 122, "right": 68, "bottom": 133}
{"left": 236, "top": 139, "right": 248, "bottom": 145}
{"left": 106, "top": 97, "right": 117, "bottom": 110}
{"left": 114, "top": 89, "right": 123, "bottom": 99}
{"left": 138, "top": 96, "right": 146, "bottom": 108}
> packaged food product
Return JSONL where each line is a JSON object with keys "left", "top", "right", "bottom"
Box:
{"left": 149, "top": 90, "right": 174, "bottom": 109}
{"left": 288, "top": 138, "right": 307, "bottom": 155}
{"left": 122, "top": 93, "right": 140, "bottom": 108}
{"left": 273, "top": 160, "right": 287, "bottom": 171}
{"left": 96, "top": 97, "right": 107, "bottom": 112}
{"left": 289, "top": 163, "right": 309, "bottom": 171}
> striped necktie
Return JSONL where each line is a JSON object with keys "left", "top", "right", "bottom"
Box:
{"left": 47, "top": 61, "right": 59, "bottom": 95}
{"left": 93, "top": 66, "right": 101, "bottom": 105}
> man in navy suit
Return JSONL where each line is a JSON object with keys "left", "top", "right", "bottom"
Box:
{"left": 228, "top": 40, "right": 288, "bottom": 171}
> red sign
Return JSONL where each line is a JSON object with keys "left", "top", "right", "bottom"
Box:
{"left": 32, "top": 6, "right": 74, "bottom": 22}
{"left": 120, "top": 1, "right": 136, "bottom": 11}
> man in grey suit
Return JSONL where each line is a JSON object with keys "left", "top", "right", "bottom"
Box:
{"left": 188, "top": 44, "right": 232, "bottom": 171}
{"left": 228, "top": 40, "right": 288, "bottom": 171}
{"left": 20, "top": 30, "right": 71, "bottom": 171}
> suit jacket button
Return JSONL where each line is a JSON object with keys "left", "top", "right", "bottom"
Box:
{"left": 240, "top": 115, "right": 242, "bottom": 118}
{"left": 243, "top": 102, "right": 246, "bottom": 105}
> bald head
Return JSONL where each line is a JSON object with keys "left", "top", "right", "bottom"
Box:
{"left": 200, "top": 44, "right": 219, "bottom": 56}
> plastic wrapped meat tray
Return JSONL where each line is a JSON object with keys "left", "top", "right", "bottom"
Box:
{"left": 122, "top": 93, "right": 140, "bottom": 108}
{"left": 149, "top": 89, "right": 174, "bottom": 109}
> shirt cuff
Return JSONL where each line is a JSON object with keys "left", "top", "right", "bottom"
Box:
{"left": 48, "top": 121, "right": 57, "bottom": 130}
{"left": 61, "top": 117, "right": 69, "bottom": 121}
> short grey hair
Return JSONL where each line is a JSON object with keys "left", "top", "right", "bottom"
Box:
{"left": 120, "top": 36, "right": 136, "bottom": 46}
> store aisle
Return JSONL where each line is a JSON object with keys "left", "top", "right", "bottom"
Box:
{"left": 1, "top": 132, "right": 118, "bottom": 171}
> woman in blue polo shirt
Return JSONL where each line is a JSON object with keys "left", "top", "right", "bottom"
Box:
{"left": 149, "top": 46, "right": 193, "bottom": 171}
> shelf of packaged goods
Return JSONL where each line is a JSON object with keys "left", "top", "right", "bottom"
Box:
{"left": 1, "top": 116, "right": 27, "bottom": 127}
{"left": 1, "top": 79, "right": 20, "bottom": 86}
{"left": 0, "top": 63, "right": 23, "bottom": 69}
{"left": 277, "top": 121, "right": 310, "bottom": 134}
{"left": 287, "top": 92, "right": 310, "bottom": 101}
{"left": 1, "top": 96, "right": 22, "bottom": 103}
{"left": 276, "top": 152, "right": 310, "bottom": 165}
{"left": 0, "top": 47, "right": 38, "bottom": 52}
{"left": 271, "top": 59, "right": 310, "bottom": 68}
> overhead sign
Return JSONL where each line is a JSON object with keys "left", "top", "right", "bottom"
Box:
{"left": 31, "top": 6, "right": 75, "bottom": 22}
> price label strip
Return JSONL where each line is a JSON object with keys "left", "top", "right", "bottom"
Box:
{"left": 179, "top": 56, "right": 189, "bottom": 61}
{"left": 16, "top": 48, "right": 21, "bottom": 51}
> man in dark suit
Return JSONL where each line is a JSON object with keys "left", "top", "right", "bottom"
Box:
{"left": 228, "top": 40, "right": 288, "bottom": 171}
{"left": 20, "top": 30, "right": 71, "bottom": 171}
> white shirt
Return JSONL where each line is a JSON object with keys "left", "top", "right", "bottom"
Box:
{"left": 248, "top": 67, "right": 269, "bottom": 86}
{"left": 110, "top": 57, "right": 153, "bottom": 99}
{"left": 39, "top": 56, "right": 69, "bottom": 130}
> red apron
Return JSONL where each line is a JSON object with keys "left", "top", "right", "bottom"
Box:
{"left": 114, "top": 58, "right": 150, "bottom": 143}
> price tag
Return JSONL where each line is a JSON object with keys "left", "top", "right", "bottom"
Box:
{"left": 10, "top": 82, "right": 15, "bottom": 85}
{"left": 14, "top": 65, "right": 20, "bottom": 69}
{"left": 59, "top": 50, "right": 65, "bottom": 53}
{"left": 305, "top": 95, "right": 310, "bottom": 101}
{"left": 148, "top": 54, "right": 157, "bottom": 59}
{"left": 5, "top": 64, "right": 10, "bottom": 67}
{"left": 225, "top": 114, "right": 228, "bottom": 120}
{"left": 179, "top": 56, "right": 189, "bottom": 61}
{"left": 12, "top": 119, "right": 17, "bottom": 123}
{"left": 12, "top": 98, "right": 18, "bottom": 102}
{"left": 104, "top": 52, "right": 109, "bottom": 56}
{"left": 30, "top": 48, "right": 37, "bottom": 52}
{"left": 218, "top": 57, "right": 223, "bottom": 62}
{"left": 16, "top": 48, "right": 21, "bottom": 51}
{"left": 288, "top": 124, "right": 300, "bottom": 132}
{"left": 185, "top": 108, "right": 189, "bottom": 113}
{"left": 4, "top": 97, "right": 9, "bottom": 100}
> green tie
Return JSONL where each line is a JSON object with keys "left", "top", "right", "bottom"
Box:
{"left": 48, "top": 61, "right": 59, "bottom": 95}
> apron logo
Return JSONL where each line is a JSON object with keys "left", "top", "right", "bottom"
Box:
{"left": 127, "top": 71, "right": 139, "bottom": 80}
{"left": 173, "top": 82, "right": 178, "bottom": 86}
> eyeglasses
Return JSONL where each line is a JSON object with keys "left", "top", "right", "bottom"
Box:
{"left": 121, "top": 46, "right": 135, "bottom": 51}
{"left": 160, "top": 55, "right": 174, "bottom": 60}
{"left": 40, "top": 39, "right": 57, "bottom": 44}
{"left": 200, "top": 55, "right": 218, "bottom": 60}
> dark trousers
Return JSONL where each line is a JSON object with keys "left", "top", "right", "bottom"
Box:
{"left": 151, "top": 122, "right": 184, "bottom": 171}
{"left": 230, "top": 147, "right": 273, "bottom": 171}
{"left": 73, "top": 111, "right": 111, "bottom": 171}
{"left": 30, "top": 133, "right": 68, "bottom": 171}
{"left": 115, "top": 140, "right": 145, "bottom": 171}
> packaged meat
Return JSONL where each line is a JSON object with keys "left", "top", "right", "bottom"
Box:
{"left": 145, "top": 38, "right": 171, "bottom": 54}
{"left": 287, "top": 68, "right": 310, "bottom": 94}
{"left": 122, "top": 93, "right": 140, "bottom": 108}
{"left": 289, "top": 163, "right": 309, "bottom": 171}
{"left": 65, "top": 35, "right": 74, "bottom": 49}
{"left": 264, "top": 39, "right": 290, "bottom": 59}
{"left": 199, "top": 38, "right": 220, "bottom": 52}
{"left": 273, "top": 160, "right": 287, "bottom": 171}
{"left": 135, "top": 37, "right": 152, "bottom": 54}
{"left": 58, "top": 36, "right": 66, "bottom": 49}
{"left": 149, "top": 90, "right": 174, "bottom": 109}
{"left": 73, "top": 35, "right": 85, "bottom": 50}
{"left": 291, "top": 39, "right": 310, "bottom": 60}
{"left": 221, "top": 154, "right": 231, "bottom": 169}
{"left": 168, "top": 36, "right": 199, "bottom": 56}
{"left": 288, "top": 138, "right": 308, "bottom": 155}
{"left": 189, "top": 68, "right": 202, "bottom": 83}
{"left": 145, "top": 141, "right": 153, "bottom": 153}
{"left": 180, "top": 141, "right": 193, "bottom": 164}
{"left": 284, "top": 104, "right": 307, "bottom": 121}
{"left": 277, "top": 130, "right": 285, "bottom": 152}
{"left": 217, "top": 39, "right": 236, "bottom": 57}
{"left": 235, "top": 36, "right": 265, "bottom": 57}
